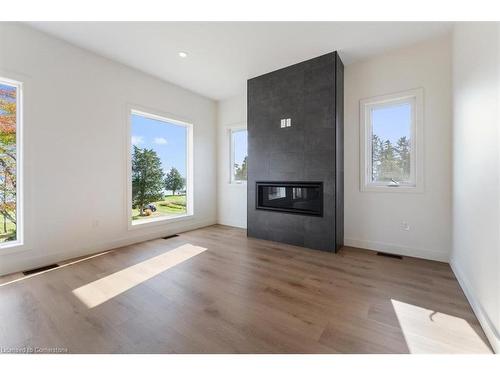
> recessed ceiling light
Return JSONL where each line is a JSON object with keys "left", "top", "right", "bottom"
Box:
{"left": 178, "top": 52, "right": 188, "bottom": 58}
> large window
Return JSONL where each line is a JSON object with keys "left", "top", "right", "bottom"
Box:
{"left": 0, "top": 77, "right": 22, "bottom": 247}
{"left": 230, "top": 128, "right": 247, "bottom": 183}
{"left": 360, "top": 89, "right": 423, "bottom": 192}
{"left": 129, "top": 109, "right": 192, "bottom": 226}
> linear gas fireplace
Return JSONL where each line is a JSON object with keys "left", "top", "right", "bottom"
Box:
{"left": 256, "top": 181, "right": 323, "bottom": 217}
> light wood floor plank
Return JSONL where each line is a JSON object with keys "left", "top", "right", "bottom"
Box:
{"left": 0, "top": 225, "right": 493, "bottom": 353}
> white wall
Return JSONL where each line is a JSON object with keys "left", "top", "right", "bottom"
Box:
{"left": 344, "top": 35, "right": 452, "bottom": 262}
{"left": 216, "top": 94, "right": 247, "bottom": 228}
{"left": 451, "top": 22, "right": 500, "bottom": 353}
{"left": 0, "top": 23, "right": 217, "bottom": 276}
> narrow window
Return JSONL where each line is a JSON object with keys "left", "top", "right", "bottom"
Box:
{"left": 360, "top": 89, "right": 423, "bottom": 192}
{"left": 0, "top": 77, "right": 22, "bottom": 247}
{"left": 230, "top": 128, "right": 247, "bottom": 183}
{"left": 129, "top": 109, "right": 193, "bottom": 226}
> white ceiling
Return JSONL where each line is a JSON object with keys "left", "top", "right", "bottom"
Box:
{"left": 28, "top": 22, "right": 452, "bottom": 100}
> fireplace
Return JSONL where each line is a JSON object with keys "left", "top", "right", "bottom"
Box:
{"left": 248, "top": 52, "right": 343, "bottom": 252}
{"left": 256, "top": 182, "right": 323, "bottom": 217}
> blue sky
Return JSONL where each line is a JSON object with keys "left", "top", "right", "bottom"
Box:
{"left": 131, "top": 114, "right": 187, "bottom": 177}
{"left": 233, "top": 130, "right": 247, "bottom": 166}
{"left": 372, "top": 103, "right": 411, "bottom": 143}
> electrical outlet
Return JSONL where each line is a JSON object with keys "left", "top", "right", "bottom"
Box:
{"left": 92, "top": 219, "right": 100, "bottom": 229}
{"left": 401, "top": 221, "right": 410, "bottom": 231}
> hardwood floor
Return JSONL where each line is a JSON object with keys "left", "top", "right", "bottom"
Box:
{"left": 0, "top": 225, "right": 492, "bottom": 353}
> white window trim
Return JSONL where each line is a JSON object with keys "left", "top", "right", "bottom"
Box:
{"left": 229, "top": 127, "right": 247, "bottom": 185}
{"left": 126, "top": 106, "right": 194, "bottom": 230}
{"left": 0, "top": 76, "right": 23, "bottom": 250}
{"left": 359, "top": 88, "right": 424, "bottom": 193}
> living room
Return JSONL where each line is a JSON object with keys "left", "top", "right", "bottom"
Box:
{"left": 0, "top": 1, "right": 499, "bottom": 372}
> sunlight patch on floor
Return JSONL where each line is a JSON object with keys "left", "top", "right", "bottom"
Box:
{"left": 72, "top": 243, "right": 207, "bottom": 308}
{"left": 391, "top": 299, "right": 491, "bottom": 353}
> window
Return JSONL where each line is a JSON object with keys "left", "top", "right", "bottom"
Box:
{"left": 230, "top": 128, "right": 247, "bottom": 183}
{"left": 360, "top": 89, "right": 423, "bottom": 192}
{"left": 129, "top": 109, "right": 193, "bottom": 226}
{"left": 0, "top": 77, "right": 22, "bottom": 248}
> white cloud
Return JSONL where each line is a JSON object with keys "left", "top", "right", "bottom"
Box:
{"left": 131, "top": 135, "right": 144, "bottom": 146}
{"left": 154, "top": 137, "right": 168, "bottom": 145}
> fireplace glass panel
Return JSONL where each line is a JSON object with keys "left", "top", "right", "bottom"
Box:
{"left": 256, "top": 182, "right": 323, "bottom": 216}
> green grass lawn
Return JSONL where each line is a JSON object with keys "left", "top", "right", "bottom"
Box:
{"left": 0, "top": 215, "right": 16, "bottom": 243}
{"left": 132, "top": 195, "right": 187, "bottom": 221}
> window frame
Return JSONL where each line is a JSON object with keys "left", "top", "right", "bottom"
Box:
{"left": 359, "top": 88, "right": 424, "bottom": 193}
{"left": 127, "top": 106, "right": 194, "bottom": 230}
{"left": 229, "top": 127, "right": 248, "bottom": 184}
{"left": 0, "top": 76, "right": 23, "bottom": 250}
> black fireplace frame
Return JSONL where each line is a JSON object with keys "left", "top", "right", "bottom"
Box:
{"left": 255, "top": 181, "right": 324, "bottom": 217}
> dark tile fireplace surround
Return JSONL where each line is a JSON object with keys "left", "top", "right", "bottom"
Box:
{"left": 247, "top": 52, "right": 344, "bottom": 252}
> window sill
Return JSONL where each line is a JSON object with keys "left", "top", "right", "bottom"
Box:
{"left": 229, "top": 181, "right": 247, "bottom": 186}
{"left": 128, "top": 213, "right": 194, "bottom": 230}
{"left": 0, "top": 240, "right": 29, "bottom": 255}
{"left": 361, "top": 185, "right": 423, "bottom": 193}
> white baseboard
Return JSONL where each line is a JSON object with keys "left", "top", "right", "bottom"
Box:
{"left": 343, "top": 237, "right": 449, "bottom": 262}
{"left": 216, "top": 219, "right": 247, "bottom": 229}
{"left": 450, "top": 258, "right": 500, "bottom": 353}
